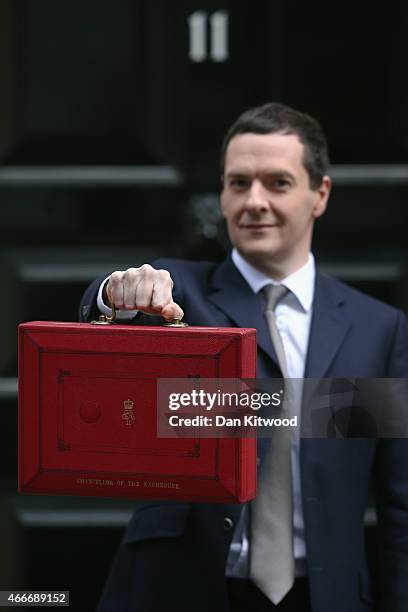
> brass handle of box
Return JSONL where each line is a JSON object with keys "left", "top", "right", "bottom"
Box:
{"left": 91, "top": 299, "right": 188, "bottom": 327}
{"left": 91, "top": 300, "right": 117, "bottom": 325}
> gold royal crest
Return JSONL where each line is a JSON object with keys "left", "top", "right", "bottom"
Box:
{"left": 122, "top": 399, "right": 135, "bottom": 425}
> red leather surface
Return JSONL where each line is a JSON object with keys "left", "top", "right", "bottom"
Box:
{"left": 18, "top": 322, "right": 257, "bottom": 503}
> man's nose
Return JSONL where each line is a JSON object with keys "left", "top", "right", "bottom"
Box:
{"left": 244, "top": 180, "right": 269, "bottom": 213}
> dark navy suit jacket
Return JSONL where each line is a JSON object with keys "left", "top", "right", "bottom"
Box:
{"left": 80, "top": 255, "right": 408, "bottom": 612}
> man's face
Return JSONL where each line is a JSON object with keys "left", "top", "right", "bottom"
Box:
{"left": 220, "top": 132, "right": 331, "bottom": 278}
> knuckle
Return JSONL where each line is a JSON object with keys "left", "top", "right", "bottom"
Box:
{"left": 138, "top": 263, "right": 154, "bottom": 275}
{"left": 157, "top": 269, "right": 172, "bottom": 282}
{"left": 110, "top": 271, "right": 124, "bottom": 285}
{"left": 124, "top": 267, "right": 139, "bottom": 280}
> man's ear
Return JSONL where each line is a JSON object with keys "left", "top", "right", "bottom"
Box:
{"left": 312, "top": 175, "right": 331, "bottom": 219}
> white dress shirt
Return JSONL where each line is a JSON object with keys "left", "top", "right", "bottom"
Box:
{"left": 230, "top": 248, "right": 315, "bottom": 573}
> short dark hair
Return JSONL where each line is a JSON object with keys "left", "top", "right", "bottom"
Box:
{"left": 220, "top": 102, "right": 330, "bottom": 189}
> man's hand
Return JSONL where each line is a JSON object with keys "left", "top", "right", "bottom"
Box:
{"left": 105, "top": 265, "right": 184, "bottom": 321}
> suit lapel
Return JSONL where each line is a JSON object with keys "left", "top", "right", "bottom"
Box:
{"left": 207, "top": 256, "right": 280, "bottom": 368}
{"left": 305, "top": 272, "right": 351, "bottom": 378}
{"left": 207, "top": 260, "right": 351, "bottom": 379}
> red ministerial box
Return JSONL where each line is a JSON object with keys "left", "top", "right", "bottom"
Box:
{"left": 18, "top": 322, "right": 257, "bottom": 503}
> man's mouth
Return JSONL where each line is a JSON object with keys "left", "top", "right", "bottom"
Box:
{"left": 239, "top": 223, "right": 277, "bottom": 229}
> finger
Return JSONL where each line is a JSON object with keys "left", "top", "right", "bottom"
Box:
{"left": 134, "top": 276, "right": 155, "bottom": 313}
{"left": 161, "top": 301, "right": 184, "bottom": 321}
{"left": 107, "top": 272, "right": 125, "bottom": 309}
{"left": 123, "top": 268, "right": 140, "bottom": 309}
{"left": 151, "top": 270, "right": 174, "bottom": 311}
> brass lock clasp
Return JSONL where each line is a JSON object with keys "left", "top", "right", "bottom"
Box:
{"left": 163, "top": 318, "right": 189, "bottom": 327}
{"left": 91, "top": 301, "right": 116, "bottom": 325}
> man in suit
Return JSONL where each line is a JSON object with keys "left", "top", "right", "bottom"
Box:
{"left": 80, "top": 102, "right": 408, "bottom": 612}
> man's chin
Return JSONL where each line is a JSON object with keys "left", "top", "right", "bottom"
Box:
{"left": 237, "top": 241, "right": 278, "bottom": 256}
{"left": 236, "top": 244, "right": 280, "bottom": 266}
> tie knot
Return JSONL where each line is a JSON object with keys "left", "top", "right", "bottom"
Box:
{"left": 263, "top": 284, "right": 288, "bottom": 311}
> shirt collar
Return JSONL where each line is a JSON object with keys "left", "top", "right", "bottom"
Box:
{"left": 231, "top": 248, "right": 315, "bottom": 312}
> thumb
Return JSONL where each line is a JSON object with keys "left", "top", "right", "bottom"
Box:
{"left": 161, "top": 301, "right": 184, "bottom": 322}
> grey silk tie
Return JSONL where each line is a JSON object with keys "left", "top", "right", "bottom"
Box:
{"left": 250, "top": 284, "right": 295, "bottom": 604}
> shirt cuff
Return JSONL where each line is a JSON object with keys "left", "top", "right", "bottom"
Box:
{"left": 96, "top": 275, "right": 139, "bottom": 320}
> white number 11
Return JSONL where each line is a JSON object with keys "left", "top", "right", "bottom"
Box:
{"left": 188, "top": 10, "right": 229, "bottom": 62}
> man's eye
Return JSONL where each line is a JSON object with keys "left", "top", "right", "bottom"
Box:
{"left": 270, "top": 179, "right": 290, "bottom": 190}
{"left": 230, "top": 178, "right": 249, "bottom": 189}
